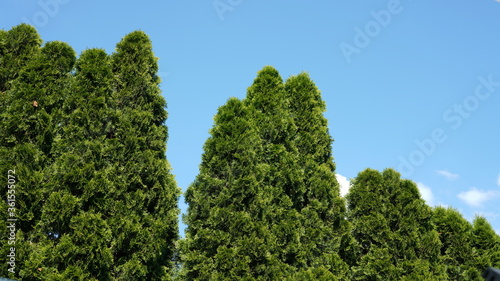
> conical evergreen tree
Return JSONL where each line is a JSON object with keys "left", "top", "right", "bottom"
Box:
{"left": 182, "top": 97, "right": 289, "bottom": 280}
{"left": 0, "top": 40, "right": 76, "bottom": 280}
{"left": 109, "top": 31, "right": 179, "bottom": 280}
{"left": 244, "top": 67, "right": 347, "bottom": 278}
{"left": 183, "top": 67, "right": 348, "bottom": 280}
{"left": 244, "top": 67, "right": 304, "bottom": 279}
{"left": 283, "top": 72, "right": 348, "bottom": 279}
{"left": 346, "top": 168, "right": 447, "bottom": 280}
{"left": 432, "top": 206, "right": 481, "bottom": 280}
{"left": 472, "top": 216, "right": 500, "bottom": 273}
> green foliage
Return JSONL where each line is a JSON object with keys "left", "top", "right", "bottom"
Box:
{"left": 432, "top": 206, "right": 479, "bottom": 280}
{"left": 472, "top": 216, "right": 500, "bottom": 271}
{"left": 283, "top": 72, "right": 347, "bottom": 273}
{"left": 432, "top": 207, "right": 500, "bottom": 280}
{"left": 347, "top": 168, "right": 447, "bottom": 280}
{"left": 0, "top": 23, "right": 42, "bottom": 92}
{"left": 182, "top": 98, "right": 283, "bottom": 280}
{"left": 1, "top": 26, "right": 178, "bottom": 280}
{"left": 109, "top": 30, "right": 179, "bottom": 280}
{"left": 183, "top": 66, "right": 348, "bottom": 279}
{"left": 1, "top": 24, "right": 499, "bottom": 281}
{"left": 0, "top": 35, "right": 76, "bottom": 279}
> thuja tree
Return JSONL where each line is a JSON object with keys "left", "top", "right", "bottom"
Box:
{"left": 282, "top": 72, "right": 348, "bottom": 279}
{"left": 183, "top": 67, "right": 348, "bottom": 280}
{"left": 433, "top": 207, "right": 481, "bottom": 280}
{"left": 18, "top": 48, "right": 116, "bottom": 280}
{"left": 243, "top": 67, "right": 347, "bottom": 279}
{"left": 0, "top": 40, "right": 76, "bottom": 280}
{"left": 346, "top": 168, "right": 447, "bottom": 280}
{"left": 243, "top": 67, "right": 311, "bottom": 279}
{"left": 182, "top": 98, "right": 290, "bottom": 280}
{"left": 472, "top": 216, "right": 500, "bottom": 273}
{"left": 182, "top": 67, "right": 298, "bottom": 280}
{"left": 109, "top": 31, "right": 180, "bottom": 280}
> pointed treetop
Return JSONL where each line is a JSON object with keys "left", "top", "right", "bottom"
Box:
{"left": 246, "top": 66, "right": 284, "bottom": 109}
{"left": 115, "top": 30, "right": 153, "bottom": 52}
{"left": 285, "top": 72, "right": 325, "bottom": 112}
{"left": 113, "top": 30, "right": 157, "bottom": 76}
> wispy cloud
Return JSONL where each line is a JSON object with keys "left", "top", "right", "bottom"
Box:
{"left": 417, "top": 182, "right": 434, "bottom": 206}
{"left": 457, "top": 188, "right": 498, "bottom": 208}
{"left": 497, "top": 173, "right": 500, "bottom": 186}
{"left": 336, "top": 174, "right": 350, "bottom": 197}
{"left": 436, "top": 170, "right": 459, "bottom": 180}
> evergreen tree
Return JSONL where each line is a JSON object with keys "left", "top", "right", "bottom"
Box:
{"left": 0, "top": 40, "right": 76, "bottom": 280}
{"left": 245, "top": 67, "right": 347, "bottom": 278}
{"left": 109, "top": 31, "right": 179, "bottom": 280}
{"left": 283, "top": 72, "right": 348, "bottom": 279}
{"left": 244, "top": 67, "right": 304, "bottom": 279}
{"left": 183, "top": 67, "right": 348, "bottom": 280}
{"left": 472, "top": 216, "right": 500, "bottom": 272}
{"left": 182, "top": 98, "right": 289, "bottom": 280}
{"left": 346, "top": 168, "right": 447, "bottom": 280}
{"left": 1, "top": 28, "right": 179, "bottom": 280}
{"left": 432, "top": 206, "right": 481, "bottom": 280}
{"left": 17, "top": 48, "right": 115, "bottom": 280}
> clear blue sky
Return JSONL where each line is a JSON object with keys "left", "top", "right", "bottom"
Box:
{"left": 2, "top": 0, "right": 500, "bottom": 235}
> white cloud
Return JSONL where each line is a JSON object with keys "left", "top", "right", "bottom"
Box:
{"left": 436, "top": 170, "right": 459, "bottom": 180}
{"left": 497, "top": 173, "right": 500, "bottom": 186}
{"left": 417, "top": 182, "right": 434, "bottom": 206}
{"left": 336, "top": 174, "right": 350, "bottom": 197}
{"left": 457, "top": 188, "right": 498, "bottom": 208}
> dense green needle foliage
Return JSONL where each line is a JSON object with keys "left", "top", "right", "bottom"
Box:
{"left": 182, "top": 66, "right": 347, "bottom": 280}
{"left": 346, "top": 168, "right": 447, "bottom": 280}
{"left": 1, "top": 25, "right": 179, "bottom": 280}
{"left": 1, "top": 24, "right": 499, "bottom": 281}
{"left": 472, "top": 216, "right": 500, "bottom": 272}
{"left": 0, "top": 24, "right": 42, "bottom": 93}
{"left": 1, "top": 37, "right": 77, "bottom": 280}
{"left": 433, "top": 207, "right": 500, "bottom": 280}
{"left": 433, "top": 206, "right": 478, "bottom": 280}
{"left": 108, "top": 31, "right": 180, "bottom": 280}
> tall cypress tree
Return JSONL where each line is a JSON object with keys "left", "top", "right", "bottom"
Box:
{"left": 0, "top": 40, "right": 76, "bottom": 280}
{"left": 109, "top": 31, "right": 179, "bottom": 280}
{"left": 347, "top": 168, "right": 447, "bottom": 280}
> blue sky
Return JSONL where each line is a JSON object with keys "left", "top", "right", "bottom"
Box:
{"left": 2, "top": 0, "right": 500, "bottom": 235}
